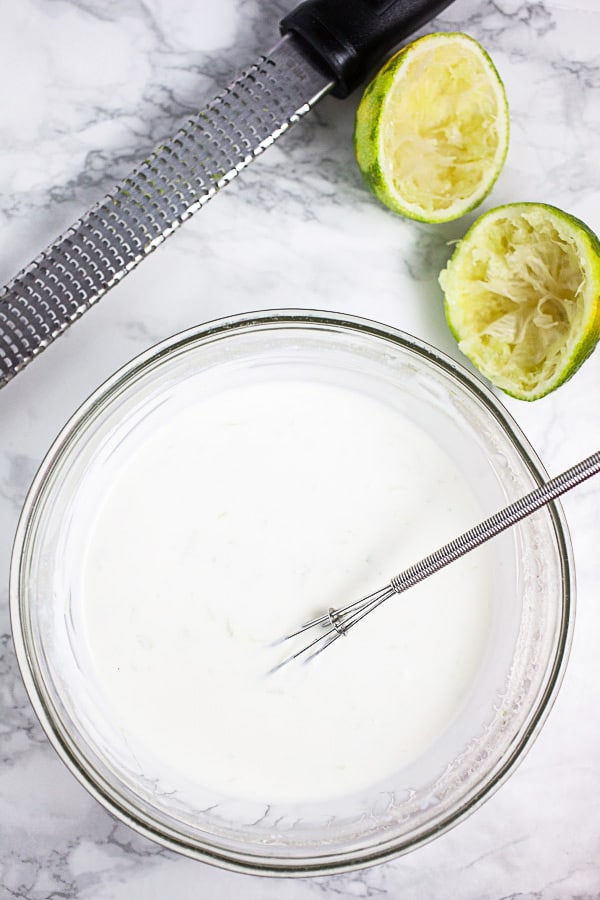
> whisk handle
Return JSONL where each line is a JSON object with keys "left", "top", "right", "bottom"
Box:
{"left": 389, "top": 450, "right": 600, "bottom": 596}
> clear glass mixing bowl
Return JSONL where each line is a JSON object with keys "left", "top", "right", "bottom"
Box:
{"left": 10, "top": 311, "right": 574, "bottom": 876}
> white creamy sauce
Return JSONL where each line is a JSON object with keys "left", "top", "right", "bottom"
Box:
{"left": 80, "top": 378, "right": 492, "bottom": 803}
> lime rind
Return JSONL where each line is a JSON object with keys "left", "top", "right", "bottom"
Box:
{"left": 440, "top": 202, "right": 600, "bottom": 401}
{"left": 354, "top": 32, "right": 509, "bottom": 224}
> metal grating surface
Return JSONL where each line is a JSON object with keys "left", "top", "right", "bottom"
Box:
{"left": 0, "top": 35, "right": 332, "bottom": 386}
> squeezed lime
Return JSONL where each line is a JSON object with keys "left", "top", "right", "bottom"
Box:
{"left": 440, "top": 203, "right": 600, "bottom": 400}
{"left": 354, "top": 32, "right": 509, "bottom": 223}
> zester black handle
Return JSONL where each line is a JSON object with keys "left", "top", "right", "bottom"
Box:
{"left": 280, "top": 0, "right": 455, "bottom": 98}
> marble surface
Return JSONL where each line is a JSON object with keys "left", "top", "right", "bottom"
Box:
{"left": 1, "top": 0, "right": 600, "bottom": 896}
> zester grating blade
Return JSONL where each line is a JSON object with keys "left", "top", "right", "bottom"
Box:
{"left": 0, "top": 35, "right": 332, "bottom": 387}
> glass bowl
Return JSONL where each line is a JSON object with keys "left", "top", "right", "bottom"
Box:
{"left": 10, "top": 310, "right": 574, "bottom": 876}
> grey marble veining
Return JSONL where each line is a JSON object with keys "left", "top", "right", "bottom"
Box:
{"left": 1, "top": 0, "right": 599, "bottom": 897}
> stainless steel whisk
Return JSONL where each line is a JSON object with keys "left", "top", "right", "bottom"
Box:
{"left": 273, "top": 450, "right": 600, "bottom": 672}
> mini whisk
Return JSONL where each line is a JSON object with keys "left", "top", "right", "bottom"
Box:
{"left": 273, "top": 450, "right": 600, "bottom": 673}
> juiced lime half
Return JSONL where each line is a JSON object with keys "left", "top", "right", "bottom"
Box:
{"left": 354, "top": 32, "right": 509, "bottom": 223}
{"left": 440, "top": 203, "right": 600, "bottom": 400}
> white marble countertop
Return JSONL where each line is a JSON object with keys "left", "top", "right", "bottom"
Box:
{"left": 1, "top": 0, "right": 599, "bottom": 896}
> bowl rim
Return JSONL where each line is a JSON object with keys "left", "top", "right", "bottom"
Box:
{"left": 9, "top": 308, "right": 575, "bottom": 876}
